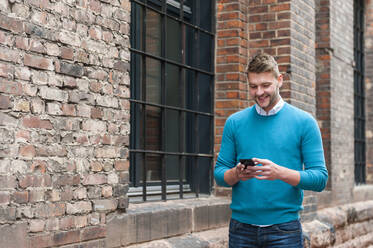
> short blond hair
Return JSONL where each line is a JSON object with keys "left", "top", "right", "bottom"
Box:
{"left": 247, "top": 53, "right": 280, "bottom": 77}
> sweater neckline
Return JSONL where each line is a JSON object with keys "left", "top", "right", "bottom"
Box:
{"left": 252, "top": 102, "right": 288, "bottom": 118}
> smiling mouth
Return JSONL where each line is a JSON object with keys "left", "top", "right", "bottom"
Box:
{"left": 257, "top": 96, "right": 268, "bottom": 103}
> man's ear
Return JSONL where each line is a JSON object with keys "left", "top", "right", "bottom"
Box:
{"left": 277, "top": 74, "right": 283, "bottom": 88}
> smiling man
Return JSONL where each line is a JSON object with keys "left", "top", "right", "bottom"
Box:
{"left": 214, "top": 53, "right": 328, "bottom": 248}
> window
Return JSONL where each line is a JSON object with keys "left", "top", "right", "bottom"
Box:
{"left": 129, "top": 0, "right": 215, "bottom": 201}
{"left": 354, "top": 0, "right": 366, "bottom": 184}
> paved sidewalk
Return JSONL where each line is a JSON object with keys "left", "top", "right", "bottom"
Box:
{"left": 125, "top": 227, "right": 229, "bottom": 248}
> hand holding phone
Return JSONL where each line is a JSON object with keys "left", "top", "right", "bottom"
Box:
{"left": 239, "top": 159, "right": 255, "bottom": 168}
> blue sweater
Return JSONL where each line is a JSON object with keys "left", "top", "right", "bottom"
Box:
{"left": 214, "top": 103, "right": 328, "bottom": 225}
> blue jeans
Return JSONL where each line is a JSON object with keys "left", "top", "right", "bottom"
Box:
{"left": 229, "top": 218, "right": 304, "bottom": 248}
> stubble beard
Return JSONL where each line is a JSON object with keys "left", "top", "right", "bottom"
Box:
{"left": 255, "top": 86, "right": 281, "bottom": 111}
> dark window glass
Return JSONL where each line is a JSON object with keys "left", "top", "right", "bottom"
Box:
{"left": 199, "top": 33, "right": 213, "bottom": 72}
{"left": 145, "top": 9, "right": 161, "bottom": 56}
{"left": 145, "top": 58, "right": 162, "bottom": 104}
{"left": 130, "top": 0, "right": 215, "bottom": 201}
{"left": 166, "top": 18, "right": 182, "bottom": 63}
{"left": 165, "top": 64, "right": 181, "bottom": 107}
{"left": 199, "top": 0, "right": 212, "bottom": 32}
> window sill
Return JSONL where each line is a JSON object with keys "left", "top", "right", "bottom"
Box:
{"left": 106, "top": 196, "right": 231, "bottom": 247}
{"left": 353, "top": 184, "right": 373, "bottom": 202}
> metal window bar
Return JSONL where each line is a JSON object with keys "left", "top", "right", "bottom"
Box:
{"left": 209, "top": 0, "right": 216, "bottom": 193}
{"left": 141, "top": 2, "right": 148, "bottom": 201}
{"left": 129, "top": 98, "right": 214, "bottom": 116}
{"left": 194, "top": 5, "right": 200, "bottom": 197}
{"left": 179, "top": 0, "right": 186, "bottom": 198}
{"left": 160, "top": 0, "right": 167, "bottom": 200}
{"left": 129, "top": 48, "right": 214, "bottom": 76}
{"left": 130, "top": 149, "right": 213, "bottom": 158}
{"left": 354, "top": 0, "right": 366, "bottom": 184}
{"left": 130, "top": 0, "right": 215, "bottom": 201}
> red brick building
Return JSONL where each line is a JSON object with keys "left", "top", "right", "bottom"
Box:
{"left": 1, "top": 0, "right": 373, "bottom": 247}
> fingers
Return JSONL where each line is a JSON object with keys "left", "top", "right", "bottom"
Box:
{"left": 252, "top": 158, "right": 269, "bottom": 165}
{"left": 236, "top": 164, "right": 260, "bottom": 180}
{"left": 235, "top": 160, "right": 278, "bottom": 181}
{"left": 255, "top": 175, "right": 269, "bottom": 180}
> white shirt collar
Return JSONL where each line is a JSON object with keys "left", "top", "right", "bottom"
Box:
{"left": 255, "top": 97, "right": 285, "bottom": 116}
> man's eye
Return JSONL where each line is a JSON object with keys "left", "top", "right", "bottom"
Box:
{"left": 249, "top": 85, "right": 257, "bottom": 89}
{"left": 263, "top": 84, "right": 271, "bottom": 88}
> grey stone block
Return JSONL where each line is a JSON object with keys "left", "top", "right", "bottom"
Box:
{"left": 136, "top": 211, "right": 152, "bottom": 243}
{"left": 106, "top": 213, "right": 136, "bottom": 248}
{"left": 208, "top": 203, "right": 231, "bottom": 229}
{"left": 194, "top": 205, "right": 209, "bottom": 231}
{"left": 167, "top": 207, "right": 192, "bottom": 237}
{"left": 60, "top": 62, "right": 84, "bottom": 78}
{"left": 150, "top": 210, "right": 168, "bottom": 240}
{"left": 0, "top": 223, "right": 28, "bottom": 248}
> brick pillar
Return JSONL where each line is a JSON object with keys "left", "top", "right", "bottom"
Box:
{"left": 215, "top": 0, "right": 249, "bottom": 195}
{"left": 316, "top": 0, "right": 332, "bottom": 188}
{"left": 330, "top": 1, "right": 355, "bottom": 204}
{"left": 365, "top": 0, "right": 373, "bottom": 184}
{"left": 315, "top": 0, "right": 355, "bottom": 206}
{"left": 248, "top": 0, "right": 316, "bottom": 115}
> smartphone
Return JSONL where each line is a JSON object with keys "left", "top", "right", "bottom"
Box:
{"left": 239, "top": 159, "right": 255, "bottom": 168}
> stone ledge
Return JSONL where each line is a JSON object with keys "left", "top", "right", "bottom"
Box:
{"left": 303, "top": 200, "right": 373, "bottom": 247}
{"left": 333, "top": 232, "right": 373, "bottom": 248}
{"left": 108, "top": 199, "right": 373, "bottom": 248}
{"left": 106, "top": 197, "right": 231, "bottom": 248}
{"left": 353, "top": 185, "right": 373, "bottom": 203}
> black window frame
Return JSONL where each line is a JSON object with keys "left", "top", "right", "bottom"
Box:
{"left": 129, "top": 0, "right": 215, "bottom": 202}
{"left": 354, "top": 0, "right": 366, "bottom": 184}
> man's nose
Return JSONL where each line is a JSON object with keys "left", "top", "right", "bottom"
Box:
{"left": 256, "top": 86, "right": 264, "bottom": 96}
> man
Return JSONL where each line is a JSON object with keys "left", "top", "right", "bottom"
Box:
{"left": 214, "top": 53, "right": 328, "bottom": 248}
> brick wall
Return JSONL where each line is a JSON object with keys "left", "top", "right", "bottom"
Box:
{"left": 246, "top": 0, "right": 317, "bottom": 220}
{"left": 289, "top": 0, "right": 316, "bottom": 114}
{"left": 316, "top": 0, "right": 355, "bottom": 207}
{"left": 0, "top": 0, "right": 130, "bottom": 247}
{"left": 247, "top": 0, "right": 292, "bottom": 101}
{"left": 215, "top": 0, "right": 249, "bottom": 195}
{"left": 329, "top": 0, "right": 355, "bottom": 204}
{"left": 215, "top": 0, "right": 319, "bottom": 219}
{"left": 366, "top": 0, "right": 373, "bottom": 184}
{"left": 246, "top": 0, "right": 316, "bottom": 114}
{"left": 315, "top": 0, "right": 332, "bottom": 188}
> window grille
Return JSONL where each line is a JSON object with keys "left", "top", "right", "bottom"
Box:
{"left": 129, "top": 0, "right": 215, "bottom": 201}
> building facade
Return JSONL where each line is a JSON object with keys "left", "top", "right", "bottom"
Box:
{"left": 0, "top": 0, "right": 373, "bottom": 247}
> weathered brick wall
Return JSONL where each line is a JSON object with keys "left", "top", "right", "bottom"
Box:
{"left": 0, "top": 0, "right": 130, "bottom": 247}
{"left": 366, "top": 0, "right": 373, "bottom": 184}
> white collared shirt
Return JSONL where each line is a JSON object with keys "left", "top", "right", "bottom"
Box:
{"left": 255, "top": 97, "right": 285, "bottom": 116}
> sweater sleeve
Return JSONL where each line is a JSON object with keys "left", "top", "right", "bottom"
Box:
{"left": 214, "top": 118, "right": 237, "bottom": 187}
{"left": 296, "top": 116, "right": 329, "bottom": 192}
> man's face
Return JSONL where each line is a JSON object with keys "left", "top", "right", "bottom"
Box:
{"left": 248, "top": 72, "right": 283, "bottom": 112}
